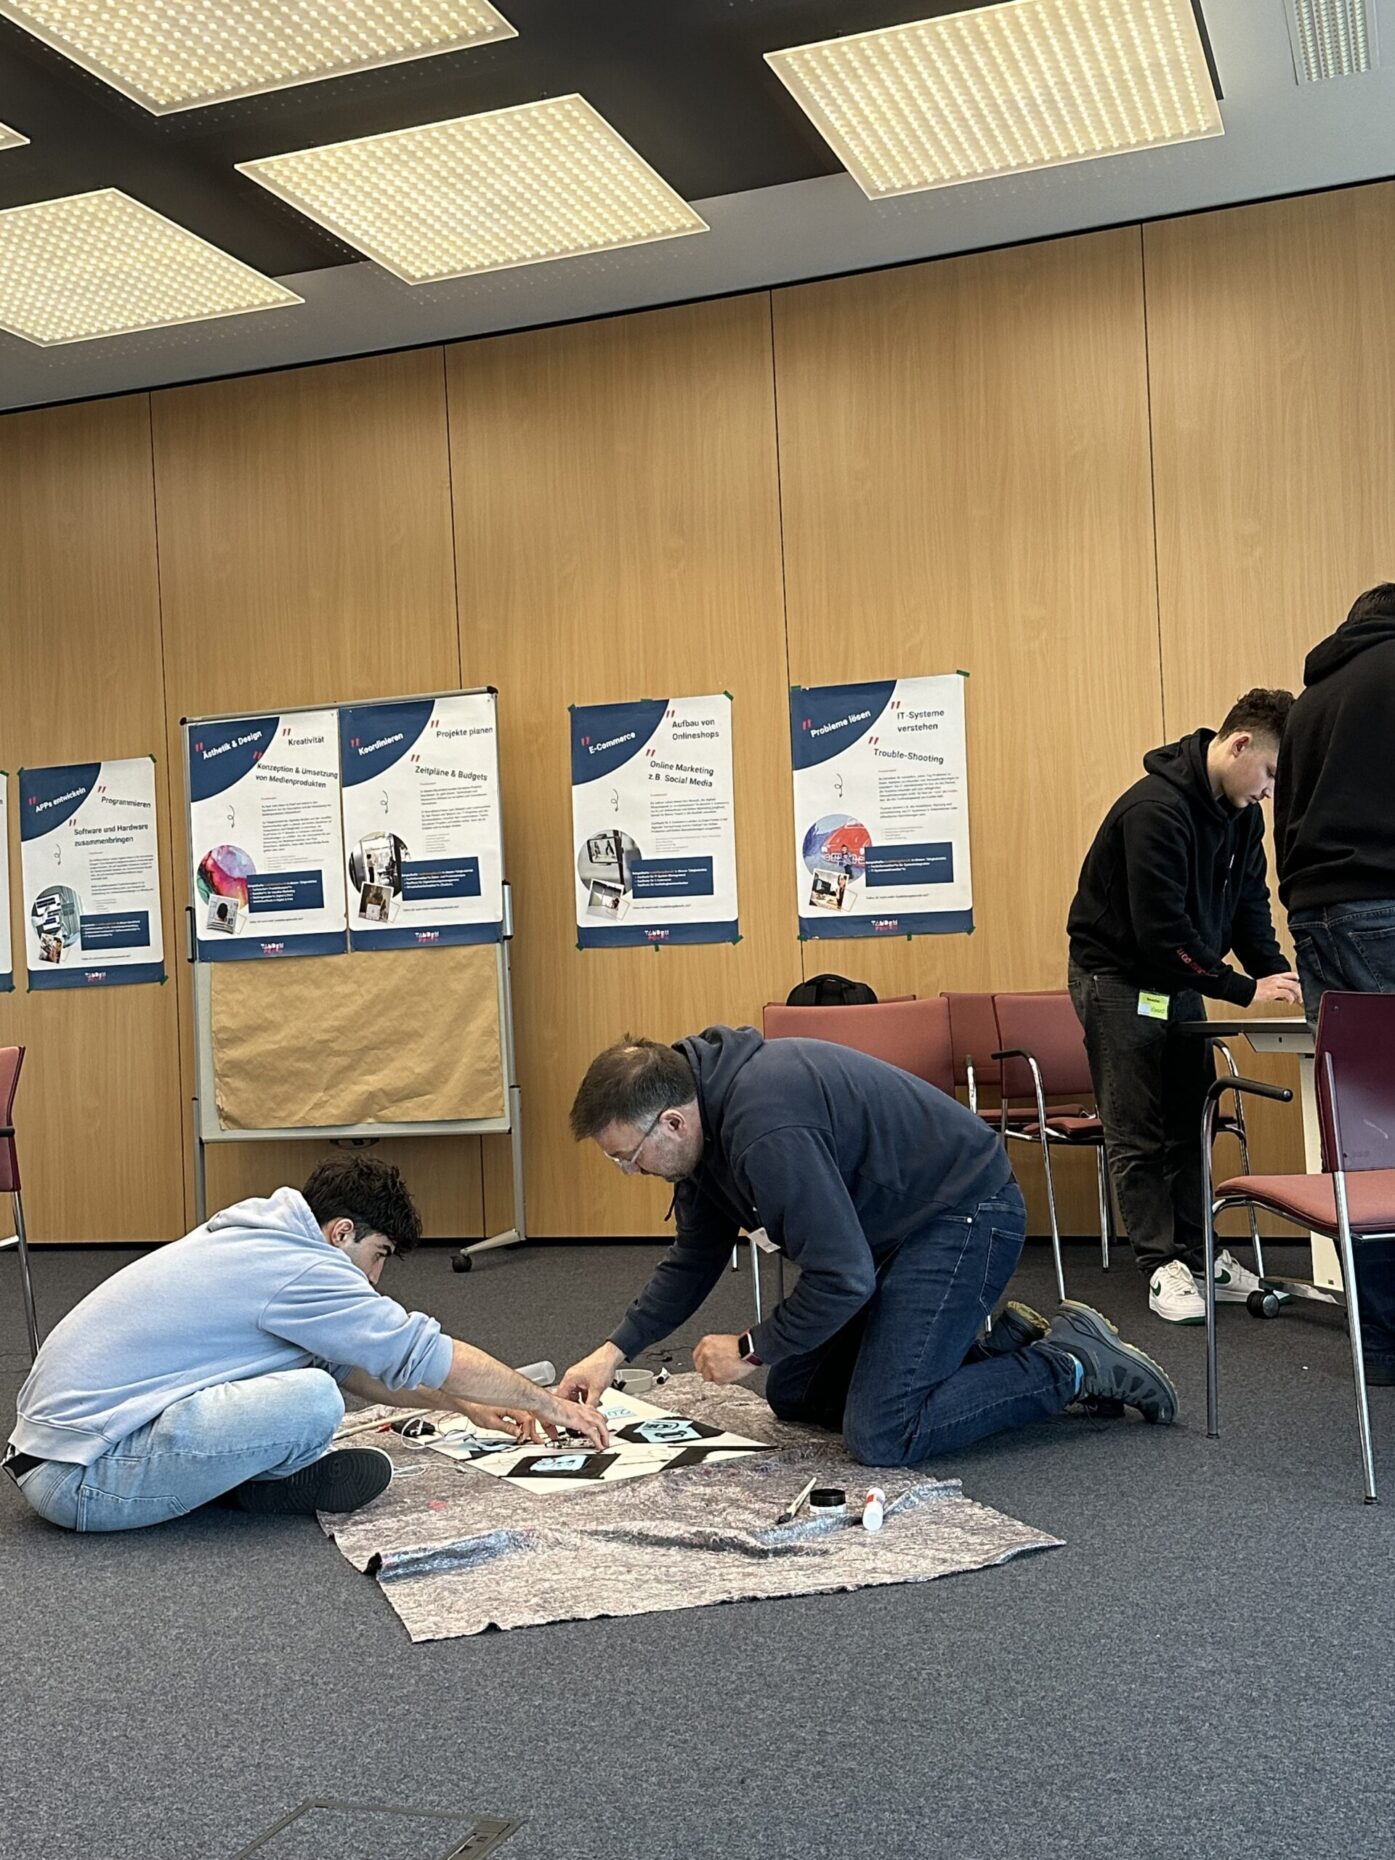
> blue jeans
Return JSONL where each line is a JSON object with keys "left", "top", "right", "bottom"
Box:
{"left": 764, "top": 1185, "right": 1075, "bottom": 1465}
{"left": 14, "top": 1369, "right": 345, "bottom": 1532}
{"left": 1289, "top": 900, "right": 1395, "bottom": 1372}
{"left": 1289, "top": 900, "right": 1395, "bottom": 1025}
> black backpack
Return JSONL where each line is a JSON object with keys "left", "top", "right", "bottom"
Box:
{"left": 785, "top": 973, "right": 878, "bottom": 1007}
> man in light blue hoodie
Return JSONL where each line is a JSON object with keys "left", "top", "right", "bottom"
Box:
{"left": 3, "top": 1156, "right": 606, "bottom": 1531}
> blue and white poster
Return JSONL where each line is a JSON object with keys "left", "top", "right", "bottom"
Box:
{"left": 0, "top": 776, "right": 12, "bottom": 993}
{"left": 19, "top": 757, "right": 166, "bottom": 989}
{"left": 790, "top": 674, "right": 973, "bottom": 941}
{"left": 339, "top": 692, "right": 504, "bottom": 950}
{"left": 571, "top": 695, "right": 739, "bottom": 948}
{"left": 187, "top": 711, "right": 346, "bottom": 962}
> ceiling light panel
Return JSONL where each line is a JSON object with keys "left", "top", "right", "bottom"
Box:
{"left": 766, "top": 0, "right": 1223, "bottom": 201}
{"left": 1285, "top": 1, "right": 1375, "bottom": 82}
{"left": 238, "top": 96, "right": 708, "bottom": 285}
{"left": 0, "top": 1, "right": 517, "bottom": 115}
{"left": 0, "top": 189, "right": 301, "bottom": 345}
{"left": 0, "top": 122, "right": 28, "bottom": 150}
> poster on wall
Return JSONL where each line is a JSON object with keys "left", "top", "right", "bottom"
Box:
{"left": 570, "top": 694, "right": 739, "bottom": 948}
{"left": 0, "top": 775, "right": 12, "bottom": 994}
{"left": 19, "top": 757, "right": 166, "bottom": 989}
{"left": 187, "top": 711, "right": 346, "bottom": 962}
{"left": 790, "top": 674, "right": 973, "bottom": 941}
{"left": 339, "top": 692, "right": 504, "bottom": 950}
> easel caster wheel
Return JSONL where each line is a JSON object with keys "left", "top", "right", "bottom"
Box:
{"left": 451, "top": 1251, "right": 474, "bottom": 1273}
{"left": 1247, "top": 1288, "right": 1281, "bottom": 1318}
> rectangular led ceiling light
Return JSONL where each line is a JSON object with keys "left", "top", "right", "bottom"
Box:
{"left": 0, "top": 188, "right": 302, "bottom": 344}
{"left": 238, "top": 95, "right": 708, "bottom": 285}
{"left": 0, "top": 1, "right": 517, "bottom": 115}
{"left": 766, "top": 0, "right": 1223, "bottom": 201}
{"left": 1284, "top": 0, "right": 1376, "bottom": 82}
{"left": 0, "top": 122, "right": 28, "bottom": 150}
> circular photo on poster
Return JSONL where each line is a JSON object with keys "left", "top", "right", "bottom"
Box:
{"left": 576, "top": 828, "right": 641, "bottom": 894}
{"left": 31, "top": 884, "right": 82, "bottom": 963}
{"left": 348, "top": 832, "right": 408, "bottom": 895}
{"left": 196, "top": 844, "right": 256, "bottom": 907}
{"left": 801, "top": 814, "right": 871, "bottom": 878}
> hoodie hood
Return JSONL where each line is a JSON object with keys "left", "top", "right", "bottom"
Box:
{"left": 1304, "top": 609, "right": 1395, "bottom": 685}
{"left": 206, "top": 1186, "right": 326, "bottom": 1246}
{"left": 1141, "top": 728, "right": 1228, "bottom": 822}
{"left": 677, "top": 1024, "right": 765, "bottom": 1140}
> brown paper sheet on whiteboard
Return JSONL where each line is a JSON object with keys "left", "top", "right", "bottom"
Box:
{"left": 212, "top": 945, "right": 505, "bottom": 1131}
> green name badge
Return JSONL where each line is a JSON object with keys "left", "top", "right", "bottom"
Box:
{"left": 1137, "top": 990, "right": 1170, "bottom": 1020}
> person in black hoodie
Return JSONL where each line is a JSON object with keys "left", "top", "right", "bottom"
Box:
{"left": 1275, "top": 584, "right": 1395, "bottom": 1382}
{"left": 558, "top": 1028, "right": 1178, "bottom": 1466}
{"left": 1067, "top": 690, "right": 1301, "bottom": 1326}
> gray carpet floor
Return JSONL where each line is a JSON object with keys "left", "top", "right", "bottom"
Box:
{"left": 4, "top": 1236, "right": 1394, "bottom": 1860}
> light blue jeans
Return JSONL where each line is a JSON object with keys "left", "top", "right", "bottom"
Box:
{"left": 14, "top": 1368, "right": 345, "bottom": 1532}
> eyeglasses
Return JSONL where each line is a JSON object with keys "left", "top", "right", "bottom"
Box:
{"left": 607, "top": 1109, "right": 666, "bottom": 1170}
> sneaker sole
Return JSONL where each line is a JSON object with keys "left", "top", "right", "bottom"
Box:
{"left": 985, "top": 1299, "right": 1051, "bottom": 1354}
{"left": 232, "top": 1447, "right": 394, "bottom": 1518}
{"left": 1058, "top": 1299, "right": 1180, "bottom": 1424}
{"left": 1151, "top": 1303, "right": 1205, "bottom": 1326}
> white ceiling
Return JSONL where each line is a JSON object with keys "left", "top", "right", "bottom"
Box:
{"left": 1, "top": 0, "right": 1392, "bottom": 414}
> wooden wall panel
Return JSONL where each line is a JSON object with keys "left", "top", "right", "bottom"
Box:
{"left": 448, "top": 296, "right": 795, "bottom": 1237}
{"left": 773, "top": 228, "right": 1161, "bottom": 1234}
{"left": 1144, "top": 185, "right": 1395, "bottom": 1191}
{"left": 150, "top": 348, "right": 484, "bottom": 1238}
{"left": 0, "top": 396, "right": 185, "bottom": 1240}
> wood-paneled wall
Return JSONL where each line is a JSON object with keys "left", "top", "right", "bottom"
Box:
{"left": 11, "top": 178, "right": 1387, "bottom": 1241}
{"left": 0, "top": 398, "right": 185, "bottom": 1241}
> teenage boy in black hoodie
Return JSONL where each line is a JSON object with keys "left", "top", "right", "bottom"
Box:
{"left": 1067, "top": 690, "right": 1301, "bottom": 1326}
{"left": 559, "top": 1029, "right": 1178, "bottom": 1467}
{"left": 1275, "top": 583, "right": 1395, "bottom": 1382}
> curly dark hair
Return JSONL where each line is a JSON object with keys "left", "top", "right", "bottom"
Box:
{"left": 1217, "top": 687, "right": 1294, "bottom": 744}
{"left": 301, "top": 1155, "right": 423, "bottom": 1254}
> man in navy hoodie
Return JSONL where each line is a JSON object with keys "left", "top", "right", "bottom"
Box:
{"left": 1067, "top": 691, "right": 1301, "bottom": 1326}
{"left": 560, "top": 1029, "right": 1177, "bottom": 1466}
{"left": 1276, "top": 583, "right": 1395, "bottom": 1381}
{"left": 4, "top": 1156, "right": 606, "bottom": 1531}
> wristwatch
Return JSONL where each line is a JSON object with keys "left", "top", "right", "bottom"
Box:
{"left": 737, "top": 1330, "right": 764, "bottom": 1366}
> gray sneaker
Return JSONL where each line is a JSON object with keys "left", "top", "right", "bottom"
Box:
{"left": 981, "top": 1300, "right": 1051, "bottom": 1355}
{"left": 1041, "top": 1300, "right": 1179, "bottom": 1425}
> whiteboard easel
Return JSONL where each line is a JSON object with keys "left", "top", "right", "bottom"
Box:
{"left": 182, "top": 690, "right": 525, "bottom": 1264}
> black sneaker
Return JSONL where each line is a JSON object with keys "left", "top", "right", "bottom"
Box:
{"left": 981, "top": 1300, "right": 1050, "bottom": 1355}
{"left": 225, "top": 1447, "right": 394, "bottom": 1517}
{"left": 1040, "top": 1301, "right": 1179, "bottom": 1425}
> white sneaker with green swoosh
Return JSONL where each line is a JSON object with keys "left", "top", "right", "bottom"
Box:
{"left": 1149, "top": 1258, "right": 1205, "bottom": 1324}
{"left": 1197, "top": 1248, "right": 1291, "bottom": 1305}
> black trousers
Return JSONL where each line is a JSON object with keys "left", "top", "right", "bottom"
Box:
{"left": 1068, "top": 963, "right": 1213, "bottom": 1274}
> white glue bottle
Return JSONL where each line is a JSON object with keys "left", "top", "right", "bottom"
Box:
{"left": 862, "top": 1486, "right": 886, "bottom": 1533}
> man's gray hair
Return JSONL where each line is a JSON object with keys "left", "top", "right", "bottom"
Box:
{"left": 569, "top": 1036, "right": 696, "bottom": 1141}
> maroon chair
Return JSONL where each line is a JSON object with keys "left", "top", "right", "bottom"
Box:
{"left": 0, "top": 1047, "right": 39, "bottom": 1362}
{"left": 991, "top": 991, "right": 1113, "bottom": 1303}
{"left": 942, "top": 990, "right": 1085, "bottom": 1131}
{"left": 762, "top": 998, "right": 956, "bottom": 1095}
{"left": 1203, "top": 992, "right": 1395, "bottom": 1502}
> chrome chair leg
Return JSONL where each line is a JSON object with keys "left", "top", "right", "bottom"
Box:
{"left": 13, "top": 1192, "right": 39, "bottom": 1363}
{"left": 1095, "top": 1147, "right": 1111, "bottom": 1271}
{"left": 1334, "top": 1172, "right": 1378, "bottom": 1503}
